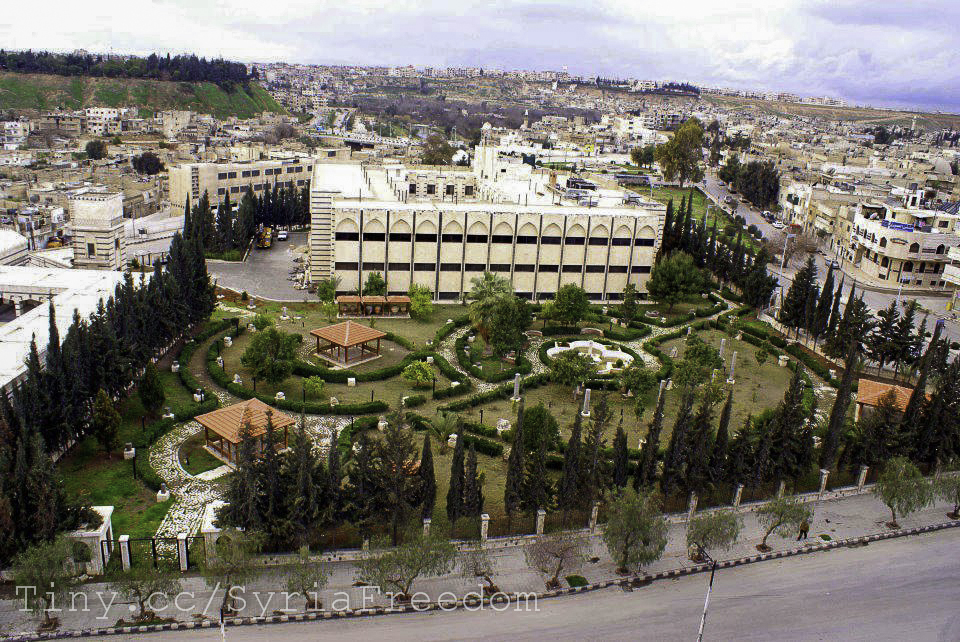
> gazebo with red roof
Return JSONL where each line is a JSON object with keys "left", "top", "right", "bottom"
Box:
{"left": 195, "top": 398, "right": 296, "bottom": 465}
{"left": 310, "top": 320, "right": 387, "bottom": 365}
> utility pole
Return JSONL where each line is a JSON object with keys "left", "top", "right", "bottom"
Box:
{"left": 777, "top": 233, "right": 796, "bottom": 313}
{"left": 696, "top": 548, "right": 718, "bottom": 642}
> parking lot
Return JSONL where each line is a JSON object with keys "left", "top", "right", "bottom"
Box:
{"left": 207, "top": 231, "right": 310, "bottom": 301}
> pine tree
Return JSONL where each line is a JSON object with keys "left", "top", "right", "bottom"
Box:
{"left": 446, "top": 425, "right": 465, "bottom": 524}
{"left": 636, "top": 382, "right": 666, "bottom": 490}
{"left": 463, "top": 444, "right": 483, "bottom": 519}
{"left": 867, "top": 301, "right": 899, "bottom": 374}
{"left": 419, "top": 434, "right": 436, "bottom": 520}
{"left": 504, "top": 400, "right": 526, "bottom": 518}
{"left": 583, "top": 391, "right": 612, "bottom": 503}
{"left": 89, "top": 389, "right": 120, "bottom": 457}
{"left": 223, "top": 422, "right": 261, "bottom": 530}
{"left": 891, "top": 301, "right": 919, "bottom": 379}
{"left": 612, "top": 420, "right": 629, "bottom": 489}
{"left": 710, "top": 389, "right": 733, "bottom": 482}
{"left": 375, "top": 412, "right": 419, "bottom": 545}
{"left": 523, "top": 436, "right": 551, "bottom": 511}
{"left": 901, "top": 319, "right": 943, "bottom": 434}
{"left": 780, "top": 256, "right": 817, "bottom": 333}
{"left": 912, "top": 356, "right": 960, "bottom": 467}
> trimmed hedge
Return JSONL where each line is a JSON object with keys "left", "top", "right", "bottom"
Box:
{"left": 403, "top": 394, "right": 426, "bottom": 408}
{"left": 433, "top": 314, "right": 471, "bottom": 345}
{"left": 454, "top": 335, "right": 533, "bottom": 383}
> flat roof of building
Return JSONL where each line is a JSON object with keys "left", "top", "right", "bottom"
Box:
{"left": 0, "top": 266, "right": 129, "bottom": 390}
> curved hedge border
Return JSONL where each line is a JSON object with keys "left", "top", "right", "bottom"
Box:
{"left": 206, "top": 327, "right": 388, "bottom": 415}
{"left": 453, "top": 335, "right": 533, "bottom": 383}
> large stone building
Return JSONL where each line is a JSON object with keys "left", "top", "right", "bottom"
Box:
{"left": 69, "top": 191, "right": 126, "bottom": 270}
{"left": 308, "top": 130, "right": 665, "bottom": 302}
{"left": 168, "top": 157, "right": 319, "bottom": 215}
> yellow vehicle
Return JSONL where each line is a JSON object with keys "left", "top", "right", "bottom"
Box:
{"left": 256, "top": 227, "right": 273, "bottom": 249}
{"left": 46, "top": 237, "right": 64, "bottom": 249}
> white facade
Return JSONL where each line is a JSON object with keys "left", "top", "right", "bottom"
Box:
{"left": 69, "top": 192, "right": 126, "bottom": 270}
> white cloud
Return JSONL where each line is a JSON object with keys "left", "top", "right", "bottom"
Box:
{"left": 3, "top": 0, "right": 959, "bottom": 110}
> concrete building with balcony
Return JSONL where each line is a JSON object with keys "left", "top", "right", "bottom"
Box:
{"left": 69, "top": 192, "right": 126, "bottom": 270}
{"left": 168, "top": 157, "right": 317, "bottom": 216}
{"left": 843, "top": 191, "right": 960, "bottom": 291}
{"left": 308, "top": 129, "right": 665, "bottom": 303}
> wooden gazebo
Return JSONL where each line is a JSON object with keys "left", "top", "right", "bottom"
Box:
{"left": 336, "top": 295, "right": 411, "bottom": 318}
{"left": 311, "top": 320, "right": 387, "bottom": 365}
{"left": 195, "top": 398, "right": 295, "bottom": 465}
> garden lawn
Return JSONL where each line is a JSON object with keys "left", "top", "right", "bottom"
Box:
{"left": 179, "top": 433, "right": 224, "bottom": 476}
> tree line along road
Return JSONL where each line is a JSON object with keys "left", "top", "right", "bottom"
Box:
{"left": 120, "top": 528, "right": 960, "bottom": 641}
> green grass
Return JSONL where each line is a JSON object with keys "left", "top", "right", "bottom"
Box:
{"left": 179, "top": 433, "right": 224, "bottom": 476}
{"left": 0, "top": 72, "right": 286, "bottom": 119}
{"left": 58, "top": 367, "right": 207, "bottom": 538}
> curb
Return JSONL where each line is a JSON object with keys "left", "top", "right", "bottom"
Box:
{"left": 4, "top": 519, "right": 958, "bottom": 641}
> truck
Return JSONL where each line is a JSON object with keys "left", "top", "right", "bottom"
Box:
{"left": 256, "top": 226, "right": 273, "bottom": 249}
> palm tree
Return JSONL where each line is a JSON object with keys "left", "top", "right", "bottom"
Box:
{"left": 467, "top": 271, "right": 513, "bottom": 343}
{"left": 432, "top": 411, "right": 460, "bottom": 454}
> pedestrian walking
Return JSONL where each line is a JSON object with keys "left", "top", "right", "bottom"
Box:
{"left": 797, "top": 519, "right": 809, "bottom": 540}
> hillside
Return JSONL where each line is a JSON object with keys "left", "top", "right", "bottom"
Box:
{"left": 0, "top": 72, "right": 285, "bottom": 120}
{"left": 702, "top": 94, "right": 960, "bottom": 132}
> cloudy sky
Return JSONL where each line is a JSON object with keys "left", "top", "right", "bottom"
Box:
{"left": 5, "top": 0, "right": 959, "bottom": 112}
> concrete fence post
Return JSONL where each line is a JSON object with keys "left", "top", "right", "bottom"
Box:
{"left": 776, "top": 480, "right": 786, "bottom": 499}
{"left": 687, "top": 492, "right": 698, "bottom": 521}
{"left": 177, "top": 533, "right": 189, "bottom": 572}
{"left": 818, "top": 469, "right": 830, "bottom": 498}
{"left": 589, "top": 501, "right": 600, "bottom": 533}
{"left": 422, "top": 518, "right": 431, "bottom": 537}
{"left": 119, "top": 535, "right": 131, "bottom": 571}
{"left": 732, "top": 484, "right": 744, "bottom": 508}
{"left": 857, "top": 466, "right": 869, "bottom": 491}
{"left": 536, "top": 508, "right": 546, "bottom": 535}
{"left": 362, "top": 538, "right": 370, "bottom": 552}
{"left": 480, "top": 514, "right": 490, "bottom": 544}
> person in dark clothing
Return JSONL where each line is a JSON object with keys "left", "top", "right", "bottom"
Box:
{"left": 796, "top": 519, "right": 810, "bottom": 540}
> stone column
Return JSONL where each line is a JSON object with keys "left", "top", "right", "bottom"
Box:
{"left": 726, "top": 351, "right": 737, "bottom": 385}
{"left": 719, "top": 337, "right": 726, "bottom": 359}
{"left": 581, "top": 388, "right": 592, "bottom": 418}
{"left": 776, "top": 480, "right": 786, "bottom": 499}
{"left": 589, "top": 501, "right": 600, "bottom": 533}
{"left": 362, "top": 538, "right": 370, "bottom": 552}
{"left": 423, "top": 518, "right": 432, "bottom": 537}
{"left": 818, "top": 469, "right": 830, "bottom": 498}
{"left": 536, "top": 508, "right": 546, "bottom": 535}
{"left": 511, "top": 373, "right": 522, "bottom": 402}
{"left": 857, "top": 465, "right": 869, "bottom": 491}
{"left": 12, "top": 299, "right": 22, "bottom": 317}
{"left": 177, "top": 533, "right": 189, "bottom": 572}
{"left": 687, "top": 492, "right": 698, "bottom": 521}
{"left": 119, "top": 535, "right": 131, "bottom": 571}
{"left": 480, "top": 514, "right": 490, "bottom": 544}
{"left": 732, "top": 484, "right": 744, "bottom": 508}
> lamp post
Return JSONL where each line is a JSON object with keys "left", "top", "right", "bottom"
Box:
{"left": 696, "top": 547, "right": 718, "bottom": 642}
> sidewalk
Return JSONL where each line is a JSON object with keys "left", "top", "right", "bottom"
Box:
{"left": 1, "top": 492, "right": 956, "bottom": 637}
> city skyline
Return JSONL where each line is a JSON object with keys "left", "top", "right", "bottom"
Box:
{"left": 3, "top": 0, "right": 960, "bottom": 114}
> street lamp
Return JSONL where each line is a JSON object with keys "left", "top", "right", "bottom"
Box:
{"left": 695, "top": 547, "right": 719, "bottom": 642}
{"left": 776, "top": 233, "right": 797, "bottom": 313}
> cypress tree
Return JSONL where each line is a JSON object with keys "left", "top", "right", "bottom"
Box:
{"left": 224, "top": 422, "right": 261, "bottom": 530}
{"left": 901, "top": 319, "right": 943, "bottom": 434}
{"left": 504, "top": 400, "right": 527, "bottom": 517}
{"left": 826, "top": 276, "right": 844, "bottom": 337}
{"left": 446, "top": 424, "right": 466, "bottom": 524}
{"left": 710, "top": 389, "right": 733, "bottom": 482}
{"left": 636, "top": 382, "right": 666, "bottom": 490}
{"left": 523, "top": 436, "right": 551, "bottom": 511}
{"left": 328, "top": 428, "right": 342, "bottom": 520}
{"left": 463, "top": 443, "right": 483, "bottom": 519}
{"left": 685, "top": 392, "right": 716, "bottom": 495}
{"left": 419, "top": 433, "right": 436, "bottom": 520}
{"left": 661, "top": 386, "right": 695, "bottom": 496}
{"left": 288, "top": 420, "right": 319, "bottom": 544}
{"left": 661, "top": 199, "right": 675, "bottom": 255}
{"left": 612, "top": 419, "right": 629, "bottom": 489}
{"left": 558, "top": 411, "right": 584, "bottom": 512}
{"left": 812, "top": 264, "right": 835, "bottom": 343}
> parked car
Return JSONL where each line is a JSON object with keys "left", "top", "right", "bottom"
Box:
{"left": 277, "top": 230, "right": 289, "bottom": 241}
{"left": 826, "top": 259, "right": 840, "bottom": 269}
{"left": 771, "top": 221, "right": 785, "bottom": 229}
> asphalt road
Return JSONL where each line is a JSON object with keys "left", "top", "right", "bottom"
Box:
{"left": 123, "top": 529, "right": 960, "bottom": 641}
{"left": 207, "top": 231, "right": 309, "bottom": 301}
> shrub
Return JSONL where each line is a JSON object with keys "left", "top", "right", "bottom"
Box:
{"left": 402, "top": 361, "right": 436, "bottom": 388}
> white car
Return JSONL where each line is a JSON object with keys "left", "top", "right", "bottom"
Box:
{"left": 771, "top": 221, "right": 785, "bottom": 229}
{"left": 277, "top": 230, "right": 289, "bottom": 241}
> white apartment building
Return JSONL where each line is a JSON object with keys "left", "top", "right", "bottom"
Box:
{"left": 2, "top": 120, "right": 31, "bottom": 150}
{"left": 845, "top": 191, "right": 960, "bottom": 291}
{"left": 308, "top": 129, "right": 665, "bottom": 302}
{"left": 84, "top": 107, "right": 125, "bottom": 136}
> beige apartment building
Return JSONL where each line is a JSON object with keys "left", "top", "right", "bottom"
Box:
{"left": 69, "top": 191, "right": 126, "bottom": 270}
{"left": 309, "top": 134, "right": 665, "bottom": 302}
{"left": 168, "top": 157, "right": 319, "bottom": 215}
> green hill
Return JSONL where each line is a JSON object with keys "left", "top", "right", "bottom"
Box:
{"left": 0, "top": 72, "right": 285, "bottom": 120}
